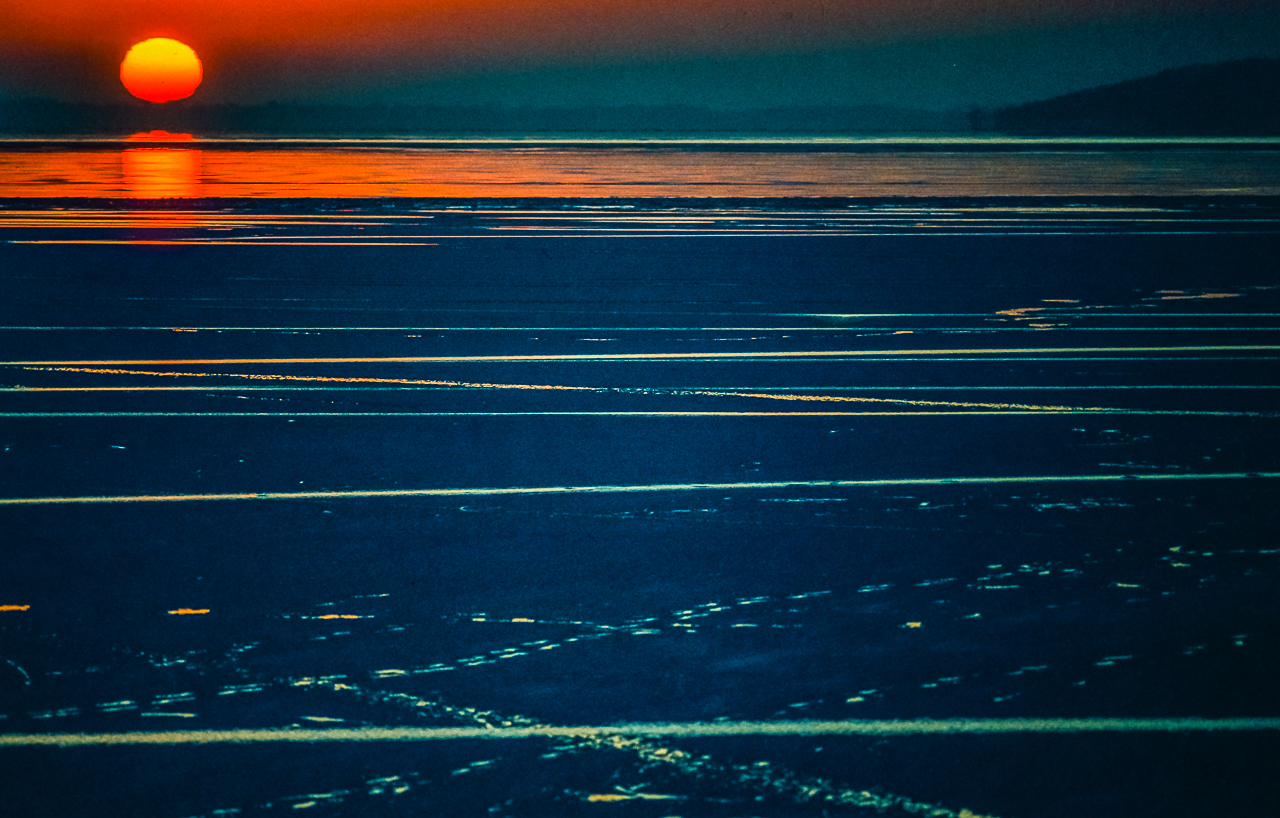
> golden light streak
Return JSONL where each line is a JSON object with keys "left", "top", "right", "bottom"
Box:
{"left": 0, "top": 366, "right": 1143, "bottom": 412}
{"left": 5, "top": 718, "right": 1280, "bottom": 747}
{"left": 17, "top": 365, "right": 1275, "bottom": 415}
{"left": 0, "top": 605, "right": 31, "bottom": 612}
{"left": 166, "top": 609, "right": 209, "bottom": 615}
{"left": 19, "top": 366, "right": 601, "bottom": 393}
{"left": 1, "top": 473, "right": 1275, "bottom": 507}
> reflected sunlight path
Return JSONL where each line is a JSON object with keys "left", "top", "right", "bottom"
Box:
{"left": 2, "top": 472, "right": 1277, "bottom": 506}
{"left": 7, "top": 718, "right": 1280, "bottom": 747}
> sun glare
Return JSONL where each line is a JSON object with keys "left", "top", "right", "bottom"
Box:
{"left": 120, "top": 38, "right": 203, "bottom": 103}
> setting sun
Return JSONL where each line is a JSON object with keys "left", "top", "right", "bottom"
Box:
{"left": 120, "top": 38, "right": 202, "bottom": 103}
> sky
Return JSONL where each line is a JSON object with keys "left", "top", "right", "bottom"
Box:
{"left": 0, "top": 0, "right": 1278, "bottom": 109}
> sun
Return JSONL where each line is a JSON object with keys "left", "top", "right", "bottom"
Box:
{"left": 120, "top": 38, "right": 203, "bottom": 103}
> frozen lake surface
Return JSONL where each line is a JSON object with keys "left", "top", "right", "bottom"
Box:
{"left": 1, "top": 181, "right": 1279, "bottom": 816}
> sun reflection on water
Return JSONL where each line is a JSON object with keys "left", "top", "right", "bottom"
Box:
{"left": 122, "top": 132, "right": 201, "bottom": 198}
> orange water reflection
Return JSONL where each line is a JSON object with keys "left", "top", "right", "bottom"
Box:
{"left": 118, "top": 131, "right": 202, "bottom": 199}
{"left": 126, "top": 131, "right": 198, "bottom": 143}
{"left": 122, "top": 147, "right": 202, "bottom": 198}
{"left": 0, "top": 144, "right": 1277, "bottom": 198}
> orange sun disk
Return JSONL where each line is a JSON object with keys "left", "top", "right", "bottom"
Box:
{"left": 120, "top": 38, "right": 203, "bottom": 103}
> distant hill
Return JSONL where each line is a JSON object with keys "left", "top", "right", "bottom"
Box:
{"left": 989, "top": 58, "right": 1280, "bottom": 136}
{"left": 0, "top": 99, "right": 967, "bottom": 137}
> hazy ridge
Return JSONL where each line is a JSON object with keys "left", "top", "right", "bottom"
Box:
{"left": 0, "top": 101, "right": 966, "bottom": 137}
{"left": 986, "top": 58, "right": 1280, "bottom": 136}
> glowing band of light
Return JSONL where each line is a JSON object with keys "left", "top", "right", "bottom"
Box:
{"left": 5, "top": 345, "right": 1279, "bottom": 365}
{"left": 5, "top": 718, "right": 1280, "bottom": 747}
{"left": 1, "top": 472, "right": 1276, "bottom": 507}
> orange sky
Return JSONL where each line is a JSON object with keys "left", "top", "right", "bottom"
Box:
{"left": 0, "top": 0, "right": 1274, "bottom": 105}
{"left": 4, "top": 1, "right": 1232, "bottom": 59}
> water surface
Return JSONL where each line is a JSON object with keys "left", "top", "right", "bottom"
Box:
{"left": 1, "top": 148, "right": 1278, "bottom": 817}
{"left": 2, "top": 137, "right": 1279, "bottom": 198}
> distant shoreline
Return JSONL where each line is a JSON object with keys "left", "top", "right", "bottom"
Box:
{"left": 2, "top": 136, "right": 1280, "bottom": 151}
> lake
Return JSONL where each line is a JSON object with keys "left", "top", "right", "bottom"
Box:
{"left": 1, "top": 139, "right": 1278, "bottom": 817}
